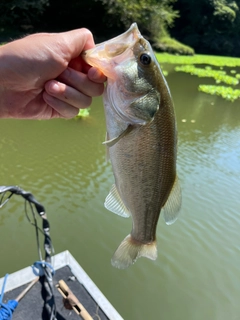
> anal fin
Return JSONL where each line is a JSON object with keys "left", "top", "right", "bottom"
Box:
{"left": 104, "top": 184, "right": 131, "bottom": 218}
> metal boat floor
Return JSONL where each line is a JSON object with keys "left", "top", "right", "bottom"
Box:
{"left": 0, "top": 251, "right": 123, "bottom": 320}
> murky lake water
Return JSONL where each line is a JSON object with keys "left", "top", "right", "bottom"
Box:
{"left": 1, "top": 67, "right": 240, "bottom": 320}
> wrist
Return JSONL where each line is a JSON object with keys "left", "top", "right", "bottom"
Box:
{"left": 0, "top": 45, "right": 8, "bottom": 118}
{"left": 0, "top": 43, "right": 19, "bottom": 118}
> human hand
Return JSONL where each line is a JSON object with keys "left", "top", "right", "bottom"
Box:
{"left": 0, "top": 29, "right": 106, "bottom": 119}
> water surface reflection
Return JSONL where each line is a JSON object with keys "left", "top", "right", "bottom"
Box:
{"left": 0, "top": 73, "right": 240, "bottom": 320}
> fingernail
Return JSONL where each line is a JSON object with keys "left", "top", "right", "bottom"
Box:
{"left": 47, "top": 81, "right": 59, "bottom": 93}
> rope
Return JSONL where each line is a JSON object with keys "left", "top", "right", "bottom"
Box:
{"left": 32, "top": 261, "right": 55, "bottom": 277}
{"left": 0, "top": 186, "right": 57, "bottom": 320}
{"left": 0, "top": 274, "right": 18, "bottom": 320}
{"left": 0, "top": 274, "right": 8, "bottom": 305}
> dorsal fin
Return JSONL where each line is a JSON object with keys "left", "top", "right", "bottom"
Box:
{"left": 104, "top": 184, "right": 131, "bottom": 218}
{"left": 162, "top": 175, "right": 182, "bottom": 225}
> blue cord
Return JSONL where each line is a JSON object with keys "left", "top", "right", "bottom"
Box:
{"left": 0, "top": 274, "right": 18, "bottom": 320}
{"left": 32, "top": 261, "right": 55, "bottom": 277}
{"left": 0, "top": 274, "right": 8, "bottom": 305}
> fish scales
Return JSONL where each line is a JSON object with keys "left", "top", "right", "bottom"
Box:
{"left": 82, "top": 23, "right": 181, "bottom": 269}
{"left": 110, "top": 96, "right": 176, "bottom": 243}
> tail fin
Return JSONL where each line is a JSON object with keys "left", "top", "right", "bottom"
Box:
{"left": 111, "top": 235, "right": 157, "bottom": 269}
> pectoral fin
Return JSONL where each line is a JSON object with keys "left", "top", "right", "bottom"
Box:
{"left": 105, "top": 132, "right": 110, "bottom": 162}
{"left": 104, "top": 184, "right": 131, "bottom": 218}
{"left": 162, "top": 175, "right": 182, "bottom": 225}
{"left": 102, "top": 126, "right": 133, "bottom": 147}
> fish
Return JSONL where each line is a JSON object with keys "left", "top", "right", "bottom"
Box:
{"left": 82, "top": 23, "right": 182, "bottom": 269}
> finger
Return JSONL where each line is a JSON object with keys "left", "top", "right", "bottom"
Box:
{"left": 57, "top": 68, "right": 105, "bottom": 97}
{"left": 60, "top": 28, "right": 95, "bottom": 61}
{"left": 68, "top": 57, "right": 83, "bottom": 72}
{"left": 68, "top": 56, "right": 92, "bottom": 74}
{"left": 42, "top": 91, "right": 80, "bottom": 118}
{"left": 45, "top": 80, "right": 93, "bottom": 109}
{"left": 88, "top": 67, "right": 107, "bottom": 83}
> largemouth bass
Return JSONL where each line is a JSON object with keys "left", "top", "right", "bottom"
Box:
{"left": 82, "top": 23, "right": 181, "bottom": 269}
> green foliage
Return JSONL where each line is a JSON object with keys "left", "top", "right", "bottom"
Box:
{"left": 0, "top": 0, "right": 49, "bottom": 27}
{"left": 199, "top": 85, "right": 240, "bottom": 101}
{"left": 98, "top": 0, "right": 179, "bottom": 41}
{"left": 175, "top": 65, "right": 239, "bottom": 85}
{"left": 171, "top": 0, "right": 240, "bottom": 56}
{"left": 213, "top": 0, "right": 237, "bottom": 23}
{"left": 97, "top": 0, "right": 195, "bottom": 55}
{"left": 153, "top": 36, "right": 194, "bottom": 55}
{"left": 75, "top": 108, "right": 90, "bottom": 119}
{"left": 163, "top": 70, "right": 169, "bottom": 77}
{"left": 2, "top": 0, "right": 240, "bottom": 58}
{"left": 0, "top": 0, "right": 109, "bottom": 43}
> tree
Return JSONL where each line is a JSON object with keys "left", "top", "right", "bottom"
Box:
{"left": 97, "top": 0, "right": 179, "bottom": 41}
{"left": 171, "top": 0, "right": 239, "bottom": 56}
{"left": 0, "top": 0, "right": 49, "bottom": 28}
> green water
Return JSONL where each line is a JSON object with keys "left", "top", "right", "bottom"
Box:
{"left": 0, "top": 69, "right": 240, "bottom": 320}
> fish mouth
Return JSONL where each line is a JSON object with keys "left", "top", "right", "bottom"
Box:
{"left": 81, "top": 23, "right": 142, "bottom": 77}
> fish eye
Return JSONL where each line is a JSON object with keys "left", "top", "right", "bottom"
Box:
{"left": 139, "top": 53, "right": 151, "bottom": 66}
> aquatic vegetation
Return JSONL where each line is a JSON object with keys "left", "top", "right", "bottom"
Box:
{"left": 156, "top": 53, "right": 240, "bottom": 101}
{"left": 156, "top": 53, "right": 240, "bottom": 67}
{"left": 74, "top": 108, "right": 90, "bottom": 119}
{"left": 175, "top": 65, "right": 239, "bottom": 86}
{"left": 199, "top": 85, "right": 240, "bottom": 102}
{"left": 162, "top": 69, "right": 168, "bottom": 77}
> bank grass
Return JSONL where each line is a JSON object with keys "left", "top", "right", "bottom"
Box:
{"left": 156, "top": 53, "right": 240, "bottom": 101}
{"left": 154, "top": 37, "right": 194, "bottom": 56}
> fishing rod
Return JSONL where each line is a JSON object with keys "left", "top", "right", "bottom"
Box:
{"left": 0, "top": 185, "right": 56, "bottom": 320}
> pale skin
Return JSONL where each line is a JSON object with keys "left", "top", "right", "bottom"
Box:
{"left": 0, "top": 28, "right": 106, "bottom": 119}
